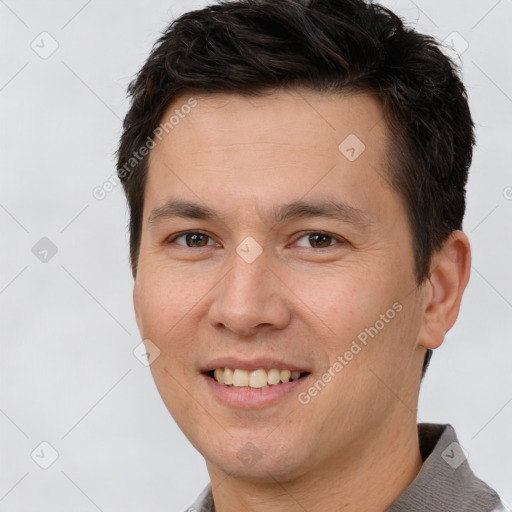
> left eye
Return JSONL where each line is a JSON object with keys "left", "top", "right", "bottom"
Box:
{"left": 168, "top": 232, "right": 216, "bottom": 248}
{"left": 294, "top": 232, "right": 344, "bottom": 249}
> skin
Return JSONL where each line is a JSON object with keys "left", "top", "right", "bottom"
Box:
{"left": 133, "top": 89, "right": 471, "bottom": 511}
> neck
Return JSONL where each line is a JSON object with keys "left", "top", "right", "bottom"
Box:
{"left": 206, "top": 413, "right": 423, "bottom": 512}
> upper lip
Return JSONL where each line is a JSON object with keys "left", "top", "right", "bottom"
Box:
{"left": 201, "top": 356, "right": 310, "bottom": 373}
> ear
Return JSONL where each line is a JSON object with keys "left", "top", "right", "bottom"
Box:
{"left": 417, "top": 230, "right": 471, "bottom": 350}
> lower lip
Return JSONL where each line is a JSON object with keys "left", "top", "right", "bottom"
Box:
{"left": 201, "top": 373, "right": 311, "bottom": 409}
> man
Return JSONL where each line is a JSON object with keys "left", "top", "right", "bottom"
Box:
{"left": 116, "top": 0, "right": 509, "bottom": 510}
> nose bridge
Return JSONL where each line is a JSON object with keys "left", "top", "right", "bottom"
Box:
{"left": 209, "top": 237, "right": 290, "bottom": 334}
{"left": 225, "top": 237, "right": 271, "bottom": 308}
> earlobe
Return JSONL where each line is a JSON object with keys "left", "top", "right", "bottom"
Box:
{"left": 418, "top": 231, "right": 471, "bottom": 350}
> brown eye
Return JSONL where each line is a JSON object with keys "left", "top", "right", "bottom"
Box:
{"left": 168, "top": 232, "right": 214, "bottom": 248}
{"left": 309, "top": 233, "right": 332, "bottom": 248}
{"left": 295, "top": 232, "right": 343, "bottom": 249}
{"left": 186, "top": 233, "right": 209, "bottom": 247}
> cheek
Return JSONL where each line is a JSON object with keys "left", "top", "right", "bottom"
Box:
{"left": 149, "top": 362, "right": 208, "bottom": 448}
{"left": 137, "top": 270, "right": 204, "bottom": 425}
{"left": 135, "top": 270, "right": 199, "bottom": 373}
{"left": 295, "top": 270, "right": 392, "bottom": 350}
{"left": 137, "top": 266, "right": 194, "bottom": 330}
{"left": 302, "top": 267, "right": 418, "bottom": 389}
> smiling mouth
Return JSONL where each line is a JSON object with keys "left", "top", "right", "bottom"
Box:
{"left": 206, "top": 368, "right": 311, "bottom": 389}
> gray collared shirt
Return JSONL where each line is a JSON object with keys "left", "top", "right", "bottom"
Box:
{"left": 184, "top": 423, "right": 509, "bottom": 512}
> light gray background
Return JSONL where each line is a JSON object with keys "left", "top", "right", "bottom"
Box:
{"left": 1, "top": 0, "right": 511, "bottom": 510}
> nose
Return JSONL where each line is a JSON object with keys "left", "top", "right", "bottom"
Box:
{"left": 207, "top": 245, "right": 291, "bottom": 337}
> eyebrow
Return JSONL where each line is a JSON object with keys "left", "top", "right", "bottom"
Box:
{"left": 147, "top": 198, "right": 372, "bottom": 229}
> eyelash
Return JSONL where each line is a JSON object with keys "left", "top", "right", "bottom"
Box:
{"left": 165, "top": 231, "right": 346, "bottom": 249}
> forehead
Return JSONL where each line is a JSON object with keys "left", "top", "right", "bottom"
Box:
{"left": 144, "top": 89, "right": 396, "bottom": 226}
{"left": 151, "top": 88, "right": 388, "bottom": 160}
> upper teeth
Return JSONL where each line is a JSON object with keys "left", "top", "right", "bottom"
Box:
{"left": 213, "top": 368, "right": 302, "bottom": 388}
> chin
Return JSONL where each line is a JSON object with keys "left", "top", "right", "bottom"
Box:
{"left": 204, "top": 442, "right": 310, "bottom": 483}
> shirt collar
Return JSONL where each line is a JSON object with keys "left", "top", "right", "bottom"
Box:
{"left": 386, "top": 423, "right": 503, "bottom": 511}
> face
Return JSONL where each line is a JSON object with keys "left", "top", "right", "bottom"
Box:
{"left": 134, "top": 89, "right": 428, "bottom": 481}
